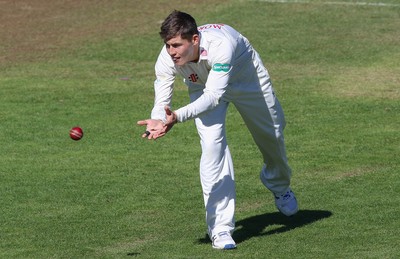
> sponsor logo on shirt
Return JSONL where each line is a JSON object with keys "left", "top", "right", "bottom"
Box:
{"left": 212, "top": 63, "right": 231, "bottom": 72}
{"left": 198, "top": 24, "right": 225, "bottom": 31}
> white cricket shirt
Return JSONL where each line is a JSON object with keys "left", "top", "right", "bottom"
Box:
{"left": 151, "top": 24, "right": 269, "bottom": 123}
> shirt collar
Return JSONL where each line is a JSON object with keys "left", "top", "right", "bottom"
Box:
{"left": 198, "top": 32, "right": 208, "bottom": 62}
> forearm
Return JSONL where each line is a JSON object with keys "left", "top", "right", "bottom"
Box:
{"left": 175, "top": 89, "right": 220, "bottom": 122}
{"left": 152, "top": 46, "right": 176, "bottom": 121}
{"left": 151, "top": 79, "right": 174, "bottom": 122}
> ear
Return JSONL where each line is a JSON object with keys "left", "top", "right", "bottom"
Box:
{"left": 192, "top": 34, "right": 200, "bottom": 45}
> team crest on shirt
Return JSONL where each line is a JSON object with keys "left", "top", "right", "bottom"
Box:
{"left": 188, "top": 73, "right": 199, "bottom": 82}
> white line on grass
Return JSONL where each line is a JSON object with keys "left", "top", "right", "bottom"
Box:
{"left": 252, "top": 0, "right": 400, "bottom": 7}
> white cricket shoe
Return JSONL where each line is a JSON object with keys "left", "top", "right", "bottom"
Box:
{"left": 274, "top": 188, "right": 299, "bottom": 216}
{"left": 212, "top": 231, "right": 237, "bottom": 250}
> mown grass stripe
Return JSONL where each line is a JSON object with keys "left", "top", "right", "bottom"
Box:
{"left": 252, "top": 0, "right": 400, "bottom": 7}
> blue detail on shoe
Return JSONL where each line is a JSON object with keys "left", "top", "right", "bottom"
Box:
{"left": 212, "top": 231, "right": 237, "bottom": 250}
{"left": 274, "top": 188, "right": 299, "bottom": 216}
{"left": 223, "top": 244, "right": 237, "bottom": 250}
{"left": 275, "top": 190, "right": 293, "bottom": 200}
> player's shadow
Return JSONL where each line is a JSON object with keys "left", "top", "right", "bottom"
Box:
{"left": 197, "top": 209, "right": 332, "bottom": 244}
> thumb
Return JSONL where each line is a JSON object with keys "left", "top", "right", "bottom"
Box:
{"left": 164, "top": 106, "right": 172, "bottom": 115}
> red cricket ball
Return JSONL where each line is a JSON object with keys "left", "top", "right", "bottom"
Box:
{"left": 70, "top": 126, "right": 83, "bottom": 141}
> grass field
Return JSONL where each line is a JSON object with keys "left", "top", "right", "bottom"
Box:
{"left": 0, "top": 0, "right": 399, "bottom": 258}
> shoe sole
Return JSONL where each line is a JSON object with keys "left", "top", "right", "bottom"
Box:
{"left": 212, "top": 244, "right": 237, "bottom": 250}
{"left": 280, "top": 207, "right": 299, "bottom": 217}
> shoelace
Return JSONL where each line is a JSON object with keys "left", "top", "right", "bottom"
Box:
{"left": 275, "top": 191, "right": 292, "bottom": 201}
{"left": 213, "top": 231, "right": 230, "bottom": 241}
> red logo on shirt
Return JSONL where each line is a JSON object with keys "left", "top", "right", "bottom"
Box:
{"left": 188, "top": 74, "right": 199, "bottom": 82}
{"left": 198, "top": 24, "right": 225, "bottom": 31}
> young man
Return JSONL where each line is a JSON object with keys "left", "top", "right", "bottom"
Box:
{"left": 137, "top": 10, "right": 298, "bottom": 250}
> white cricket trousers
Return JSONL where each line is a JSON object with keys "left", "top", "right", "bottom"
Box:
{"left": 190, "top": 77, "right": 292, "bottom": 239}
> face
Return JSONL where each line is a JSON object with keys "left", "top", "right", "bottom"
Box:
{"left": 165, "top": 34, "right": 199, "bottom": 66}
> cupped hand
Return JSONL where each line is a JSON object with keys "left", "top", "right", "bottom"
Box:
{"left": 137, "top": 119, "right": 167, "bottom": 140}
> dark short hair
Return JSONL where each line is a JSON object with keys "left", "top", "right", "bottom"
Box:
{"left": 159, "top": 10, "right": 199, "bottom": 42}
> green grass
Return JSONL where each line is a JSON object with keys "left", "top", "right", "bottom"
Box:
{"left": 1, "top": 0, "right": 399, "bottom": 258}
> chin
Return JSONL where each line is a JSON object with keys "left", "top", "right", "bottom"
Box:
{"left": 175, "top": 61, "right": 186, "bottom": 66}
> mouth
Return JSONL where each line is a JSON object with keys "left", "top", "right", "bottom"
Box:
{"left": 172, "top": 56, "right": 180, "bottom": 63}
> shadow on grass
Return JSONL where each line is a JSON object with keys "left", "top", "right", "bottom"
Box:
{"left": 127, "top": 252, "right": 140, "bottom": 256}
{"left": 197, "top": 209, "right": 332, "bottom": 245}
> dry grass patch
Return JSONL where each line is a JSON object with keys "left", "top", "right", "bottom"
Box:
{"left": 329, "top": 65, "right": 400, "bottom": 100}
{"left": 0, "top": 0, "right": 228, "bottom": 66}
{"left": 270, "top": 62, "right": 400, "bottom": 100}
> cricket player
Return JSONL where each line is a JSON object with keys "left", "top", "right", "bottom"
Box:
{"left": 137, "top": 10, "right": 298, "bottom": 250}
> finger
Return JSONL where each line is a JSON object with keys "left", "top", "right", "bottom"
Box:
{"left": 157, "top": 132, "right": 166, "bottom": 138}
{"left": 142, "top": 133, "right": 154, "bottom": 140}
{"left": 137, "top": 120, "right": 148, "bottom": 126}
{"left": 141, "top": 130, "right": 151, "bottom": 138}
{"left": 152, "top": 134, "right": 160, "bottom": 140}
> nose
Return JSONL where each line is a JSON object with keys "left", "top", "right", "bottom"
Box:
{"left": 168, "top": 46, "right": 177, "bottom": 56}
